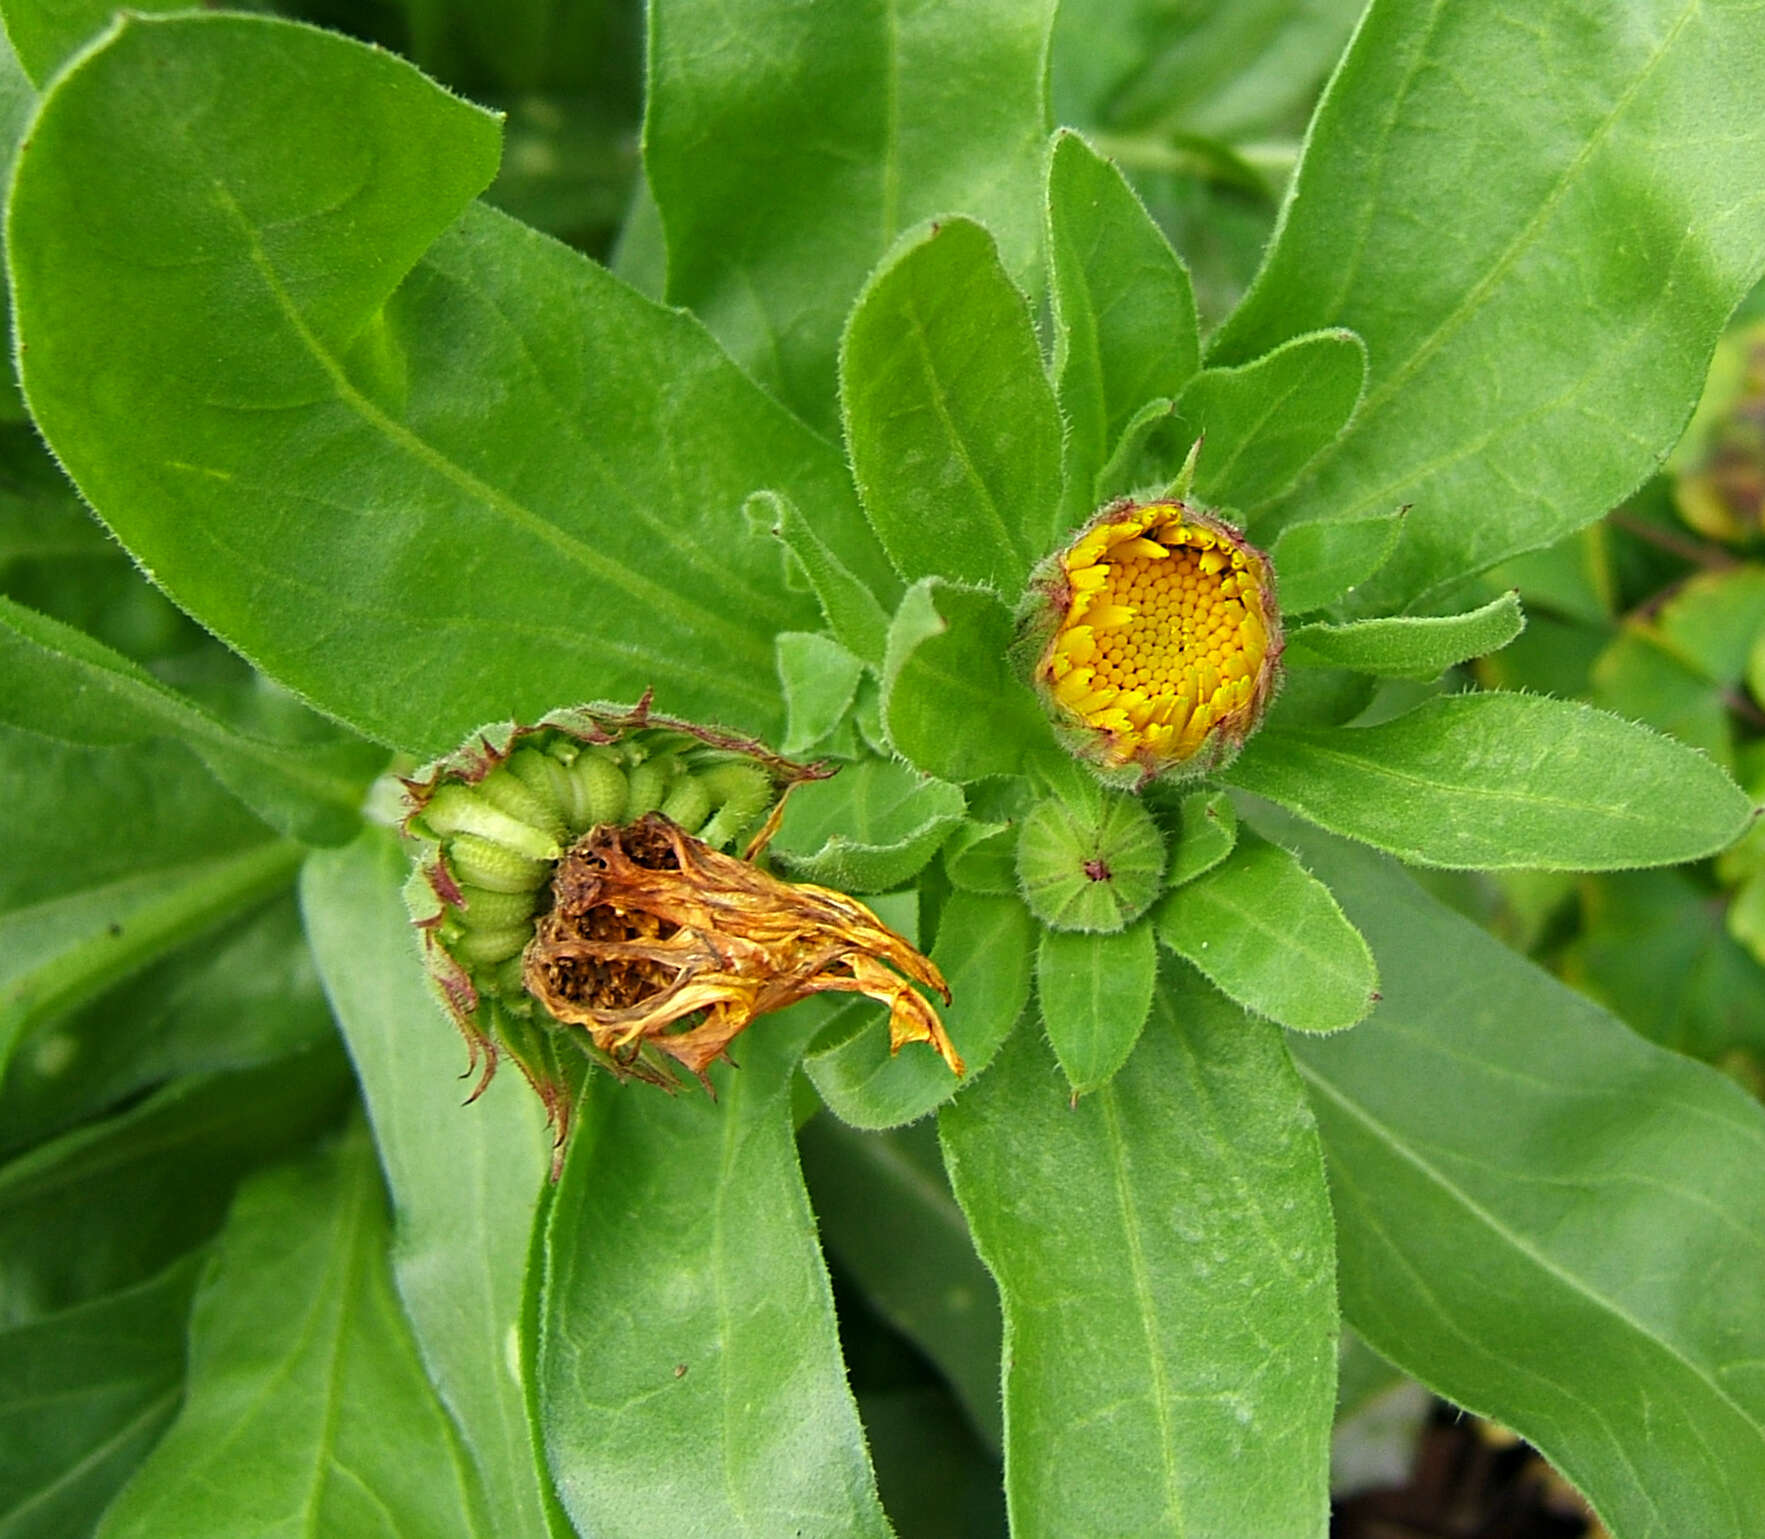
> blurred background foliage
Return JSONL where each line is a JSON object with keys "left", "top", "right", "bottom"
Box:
{"left": 3, "top": 2, "right": 1760, "bottom": 1535}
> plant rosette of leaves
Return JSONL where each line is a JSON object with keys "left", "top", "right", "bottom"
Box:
{"left": 4, "top": 7, "right": 1765, "bottom": 1539}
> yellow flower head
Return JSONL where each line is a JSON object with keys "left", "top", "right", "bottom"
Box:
{"left": 1031, "top": 498, "right": 1282, "bottom": 782}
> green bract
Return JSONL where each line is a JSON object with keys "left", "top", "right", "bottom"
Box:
{"left": 5, "top": 5, "right": 1765, "bottom": 1538}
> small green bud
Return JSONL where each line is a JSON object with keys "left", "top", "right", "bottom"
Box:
{"left": 1016, "top": 791, "right": 1165, "bottom": 932}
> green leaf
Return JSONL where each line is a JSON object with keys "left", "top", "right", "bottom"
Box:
{"left": 1046, "top": 131, "right": 1200, "bottom": 523}
{"left": 1591, "top": 629, "right": 1735, "bottom": 769}
{"left": 1037, "top": 920, "right": 1158, "bottom": 1093}
{"left": 1645, "top": 567, "right": 1765, "bottom": 683}
{"left": 751, "top": 490, "right": 893, "bottom": 668}
{"left": 770, "top": 757, "right": 966, "bottom": 893}
{"left": 806, "top": 890, "right": 1035, "bottom": 1129}
{"left": 842, "top": 219, "right": 1063, "bottom": 594}
{"left": 797, "top": 1115, "right": 1004, "bottom": 1450}
{"left": 1154, "top": 831, "right": 1377, "bottom": 1033}
{"left": 1228, "top": 692, "right": 1755, "bottom": 869}
{"left": 0, "top": 0, "right": 184, "bottom": 84}
{"left": 883, "top": 579, "right": 1057, "bottom": 784}
{"left": 93, "top": 1122, "right": 493, "bottom": 1539}
{"left": 647, "top": 0, "right": 1054, "bottom": 431}
{"left": 0, "top": 1254, "right": 200, "bottom": 1539}
{"left": 0, "top": 894, "right": 333, "bottom": 1156}
{"left": 1286, "top": 591, "right": 1525, "bottom": 679}
{"left": 1560, "top": 869, "right": 1765, "bottom": 1062}
{"left": 940, "top": 970, "right": 1336, "bottom": 1539}
{"left": 538, "top": 1021, "right": 891, "bottom": 1539}
{"left": 301, "top": 829, "right": 557, "bottom": 1539}
{"left": 1, "top": 839, "right": 304, "bottom": 1085}
{"left": 1051, "top": 0, "right": 1364, "bottom": 141}
{"left": 1268, "top": 508, "right": 1407, "bottom": 615}
{"left": 1210, "top": 0, "right": 1765, "bottom": 608}
{"left": 1276, "top": 820, "right": 1765, "bottom": 1538}
{"left": 1164, "top": 788, "right": 1238, "bottom": 887}
{"left": 1093, "top": 394, "right": 1179, "bottom": 505}
{"left": 942, "top": 818, "right": 1019, "bottom": 896}
{"left": 0, "top": 595, "right": 378, "bottom": 845}
{"left": 0, "top": 728, "right": 269, "bottom": 917}
{"left": 0, "top": 1046, "right": 350, "bottom": 1324}
{"left": 776, "top": 632, "right": 866, "bottom": 756}
{"left": 1176, "top": 329, "right": 1366, "bottom": 516}
{"left": 0, "top": 31, "right": 33, "bottom": 422}
{"left": 10, "top": 13, "right": 851, "bottom": 756}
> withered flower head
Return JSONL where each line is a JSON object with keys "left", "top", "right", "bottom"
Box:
{"left": 1025, "top": 495, "right": 1282, "bottom": 785}
{"left": 526, "top": 813, "right": 958, "bottom": 1082}
{"left": 400, "top": 701, "right": 958, "bottom": 1173}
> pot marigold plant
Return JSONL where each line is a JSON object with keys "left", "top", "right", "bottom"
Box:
{"left": 2, "top": 5, "right": 1765, "bottom": 1539}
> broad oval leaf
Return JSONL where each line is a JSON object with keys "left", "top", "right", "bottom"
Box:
{"left": 940, "top": 970, "right": 1337, "bottom": 1539}
{"left": 842, "top": 219, "right": 1063, "bottom": 594}
{"left": 93, "top": 1124, "right": 493, "bottom": 1539}
{"left": 538, "top": 1021, "right": 891, "bottom": 1539}
{"left": 11, "top": 13, "right": 849, "bottom": 756}
{"left": 1177, "top": 329, "right": 1366, "bottom": 516}
{"left": 1155, "top": 832, "right": 1377, "bottom": 1033}
{"left": 1285, "top": 591, "right": 1525, "bottom": 679}
{"left": 1279, "top": 820, "right": 1765, "bottom": 1539}
{"left": 1228, "top": 692, "right": 1755, "bottom": 870}
{"left": 648, "top": 0, "right": 1054, "bottom": 432}
{"left": 882, "top": 579, "right": 1059, "bottom": 784}
{"left": 1210, "top": 0, "right": 1765, "bottom": 608}
{"left": 1036, "top": 920, "right": 1158, "bottom": 1093}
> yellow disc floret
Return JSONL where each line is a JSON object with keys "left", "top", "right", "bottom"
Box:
{"left": 1034, "top": 500, "right": 1281, "bottom": 777}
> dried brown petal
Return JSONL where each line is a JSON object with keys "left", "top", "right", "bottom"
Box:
{"left": 524, "top": 814, "right": 962, "bottom": 1082}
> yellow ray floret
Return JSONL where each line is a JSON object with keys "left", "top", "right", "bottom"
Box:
{"left": 1036, "top": 500, "right": 1279, "bottom": 771}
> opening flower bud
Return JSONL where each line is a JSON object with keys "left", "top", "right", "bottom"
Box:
{"left": 1026, "top": 497, "right": 1283, "bottom": 784}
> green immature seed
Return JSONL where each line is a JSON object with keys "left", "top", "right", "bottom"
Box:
{"left": 452, "top": 925, "right": 532, "bottom": 965}
{"left": 506, "top": 747, "right": 576, "bottom": 819}
{"left": 697, "top": 762, "right": 773, "bottom": 849}
{"left": 474, "top": 766, "right": 566, "bottom": 841}
{"left": 660, "top": 772, "right": 712, "bottom": 832}
{"left": 446, "top": 833, "right": 551, "bottom": 894}
{"left": 563, "top": 748, "right": 630, "bottom": 829}
{"left": 625, "top": 755, "right": 678, "bottom": 819}
{"left": 454, "top": 884, "right": 538, "bottom": 930}
{"left": 421, "top": 784, "right": 559, "bottom": 863}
